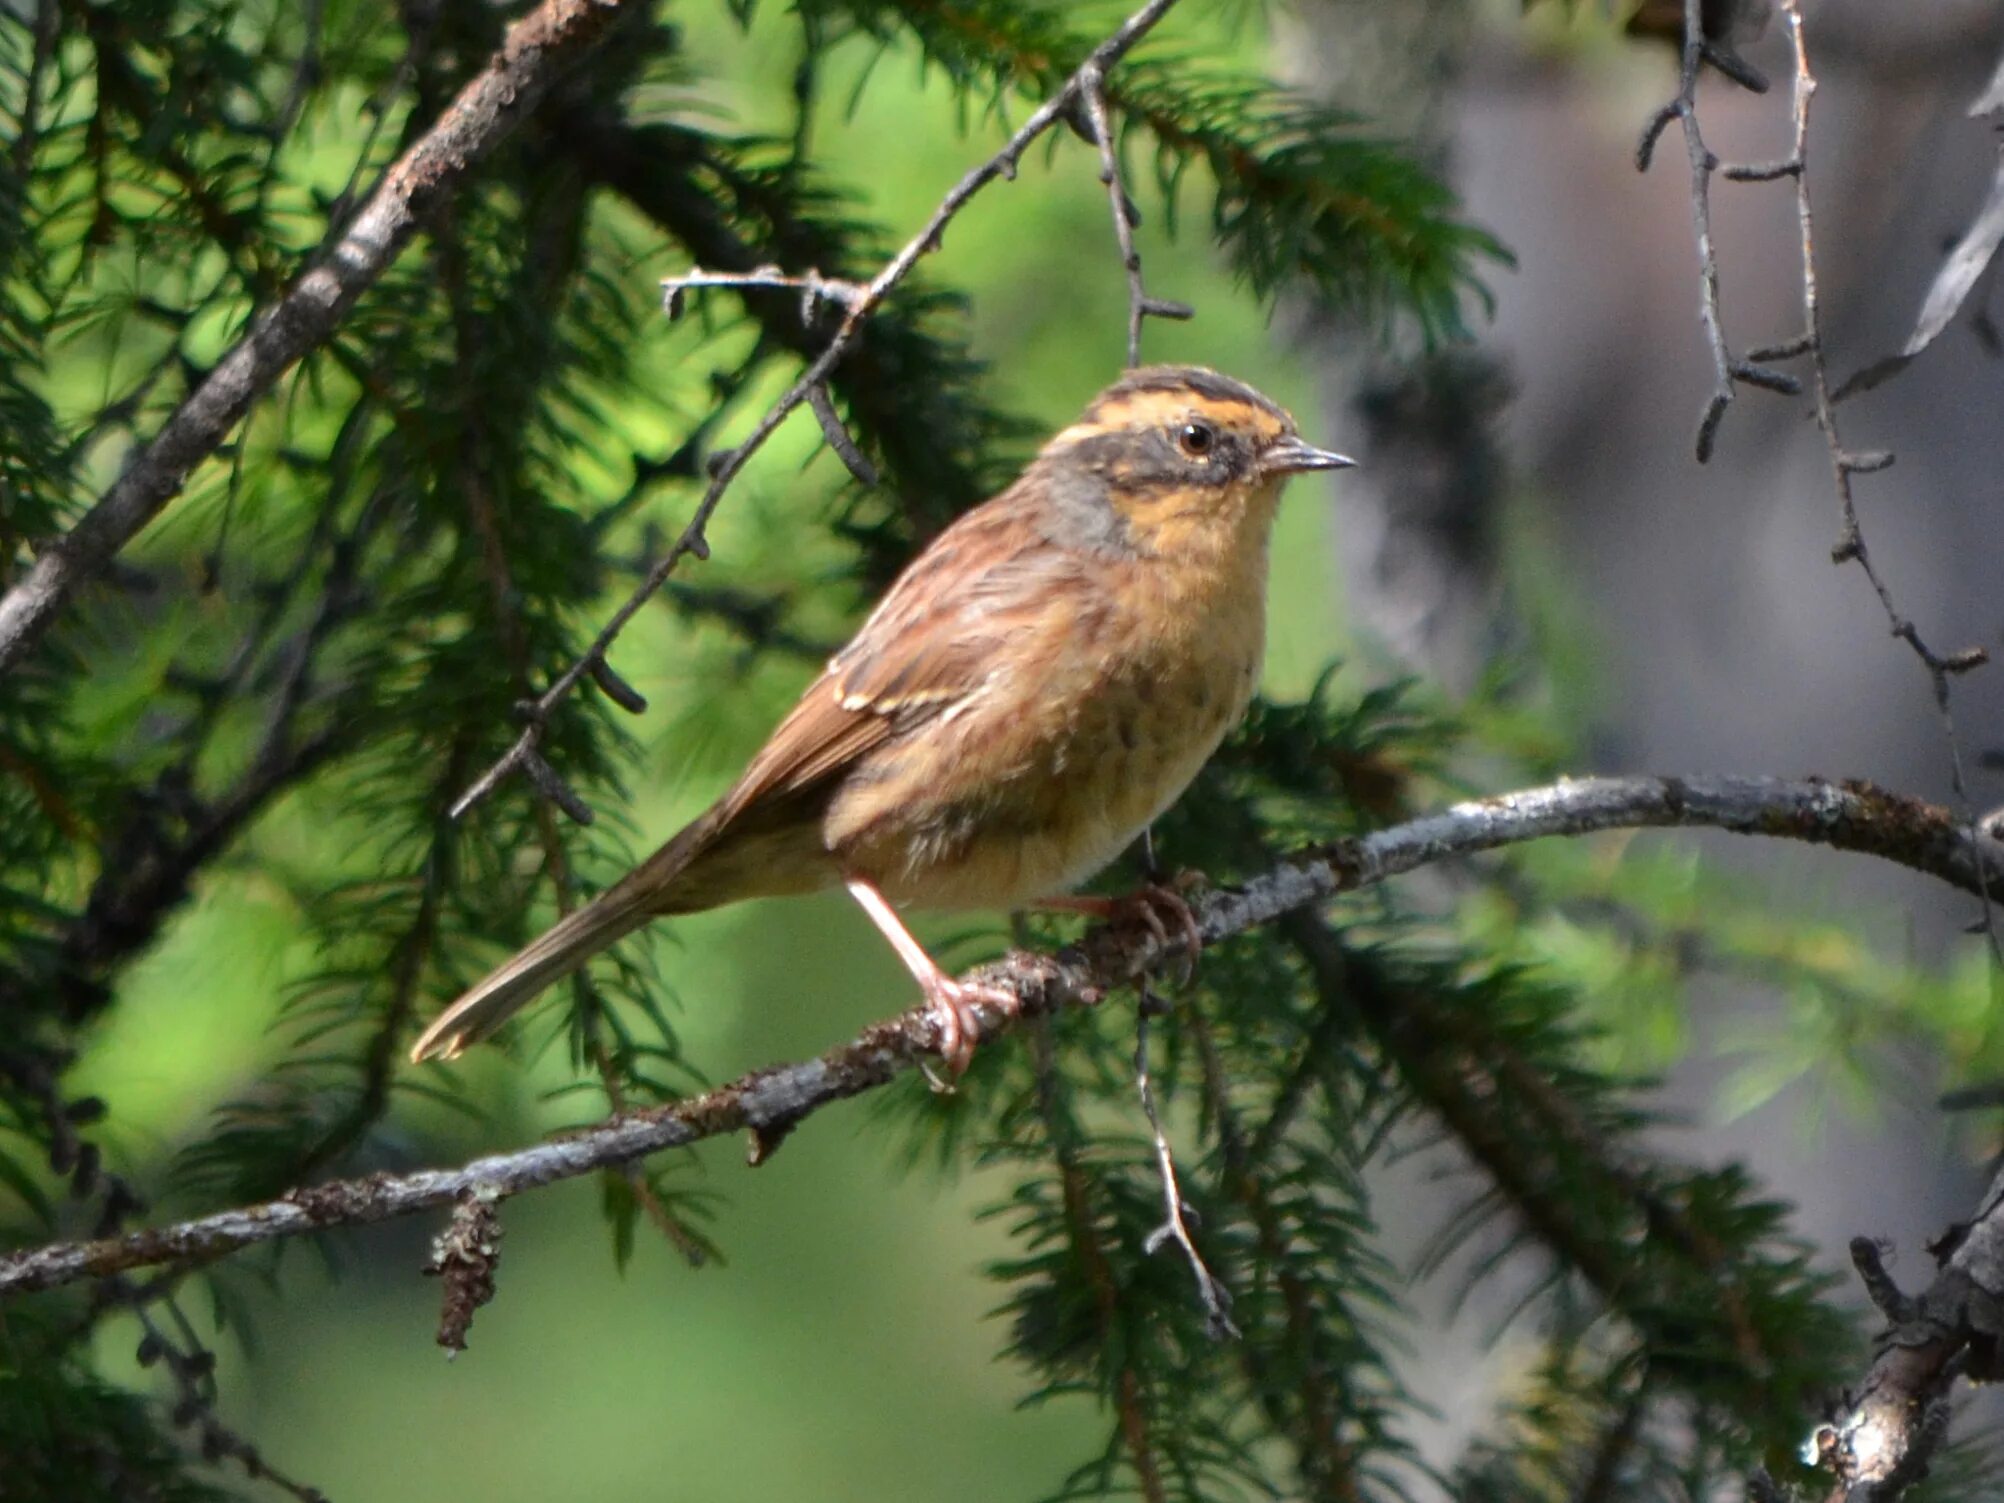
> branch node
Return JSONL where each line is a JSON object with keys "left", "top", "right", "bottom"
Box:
{"left": 1078, "top": 65, "right": 1189, "bottom": 366}
{"left": 1132, "top": 998, "right": 1239, "bottom": 1341}
{"left": 589, "top": 658, "right": 648, "bottom": 714}
{"left": 1746, "top": 332, "right": 1815, "bottom": 362}
{"left": 1731, "top": 360, "right": 1803, "bottom": 396}
{"left": 807, "top": 381, "right": 880, "bottom": 487}
{"left": 1850, "top": 1236, "right": 1919, "bottom": 1323}
{"left": 520, "top": 746, "right": 595, "bottom": 826}
{"left": 1723, "top": 157, "right": 1802, "bottom": 183}
{"left": 1838, "top": 448, "right": 1895, "bottom": 475}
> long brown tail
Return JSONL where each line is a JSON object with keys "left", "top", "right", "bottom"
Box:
{"left": 408, "top": 809, "right": 728, "bottom": 1063}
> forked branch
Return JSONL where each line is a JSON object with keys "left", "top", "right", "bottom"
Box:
{"left": 1635, "top": 0, "right": 1791, "bottom": 461}
{"left": 1641, "top": 0, "right": 1996, "bottom": 954}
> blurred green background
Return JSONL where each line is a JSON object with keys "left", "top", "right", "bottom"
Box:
{"left": 43, "top": 1, "right": 2004, "bottom": 1494}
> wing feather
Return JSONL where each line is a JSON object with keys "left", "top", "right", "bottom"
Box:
{"left": 718, "top": 494, "right": 1057, "bottom": 822}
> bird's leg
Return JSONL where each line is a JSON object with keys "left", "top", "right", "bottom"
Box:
{"left": 1138, "top": 825, "right": 1163, "bottom": 882}
{"left": 844, "top": 876, "right": 1018, "bottom": 1079}
{"left": 1033, "top": 882, "right": 1205, "bottom": 977}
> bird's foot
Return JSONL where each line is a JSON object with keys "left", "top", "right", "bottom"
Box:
{"left": 1118, "top": 880, "right": 1205, "bottom": 980}
{"left": 920, "top": 973, "right": 1020, "bottom": 1087}
{"left": 1035, "top": 878, "right": 1206, "bottom": 980}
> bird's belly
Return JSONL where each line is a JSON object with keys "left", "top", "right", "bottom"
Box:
{"left": 846, "top": 639, "right": 1257, "bottom": 910}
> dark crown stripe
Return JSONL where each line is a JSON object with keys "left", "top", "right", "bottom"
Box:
{"left": 1088, "top": 365, "right": 1283, "bottom": 422}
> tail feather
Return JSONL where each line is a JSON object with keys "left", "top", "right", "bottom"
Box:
{"left": 409, "top": 808, "right": 732, "bottom": 1063}
{"left": 408, "top": 888, "right": 653, "bottom": 1062}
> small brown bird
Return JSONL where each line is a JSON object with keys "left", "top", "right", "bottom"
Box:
{"left": 410, "top": 367, "right": 1352, "bottom": 1071}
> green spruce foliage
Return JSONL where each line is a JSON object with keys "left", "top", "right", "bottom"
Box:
{"left": 0, "top": 2, "right": 1980, "bottom": 1500}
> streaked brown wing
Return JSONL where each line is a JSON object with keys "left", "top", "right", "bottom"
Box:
{"left": 718, "top": 493, "right": 1057, "bottom": 822}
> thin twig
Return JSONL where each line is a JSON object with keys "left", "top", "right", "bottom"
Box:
{"left": 1767, "top": 0, "right": 1999, "bottom": 964}
{"left": 659, "top": 264, "right": 864, "bottom": 322}
{"left": 1079, "top": 64, "right": 1193, "bottom": 367}
{"left": 449, "top": 0, "right": 1188, "bottom": 822}
{"left": 1132, "top": 992, "right": 1238, "bottom": 1339}
{"left": 1636, "top": 0, "right": 1794, "bottom": 462}
{"left": 1029, "top": 1018, "right": 1169, "bottom": 1503}
{"left": 3, "top": 771, "right": 2000, "bottom": 1298}
{"left": 130, "top": 1293, "right": 328, "bottom": 1501}
{"left": 1189, "top": 1010, "right": 1359, "bottom": 1497}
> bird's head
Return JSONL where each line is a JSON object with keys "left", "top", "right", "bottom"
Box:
{"left": 1032, "top": 365, "right": 1353, "bottom": 559}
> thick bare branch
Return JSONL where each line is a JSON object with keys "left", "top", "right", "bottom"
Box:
{"left": 0, "top": 0, "right": 642, "bottom": 677}
{"left": 1, "top": 772, "right": 1997, "bottom": 1300}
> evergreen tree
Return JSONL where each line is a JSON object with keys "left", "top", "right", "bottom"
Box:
{"left": 1, "top": 2, "right": 1996, "bottom": 1499}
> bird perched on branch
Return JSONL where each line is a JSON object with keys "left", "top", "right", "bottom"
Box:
{"left": 411, "top": 366, "right": 1352, "bottom": 1073}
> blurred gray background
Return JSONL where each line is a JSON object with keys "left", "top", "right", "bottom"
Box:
{"left": 1295, "top": 0, "right": 2004, "bottom": 1450}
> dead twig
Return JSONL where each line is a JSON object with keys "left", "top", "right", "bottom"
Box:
{"left": 1773, "top": 1197, "right": 2004, "bottom": 1501}
{"left": 449, "top": 0, "right": 1189, "bottom": 823}
{"left": 130, "top": 1290, "right": 327, "bottom": 1501}
{"left": 1763, "top": 0, "right": 1998, "bottom": 961}
{"left": 1133, "top": 990, "right": 1237, "bottom": 1339}
{"left": 659, "top": 264, "right": 865, "bottom": 323}
{"left": 424, "top": 1186, "right": 505, "bottom": 1356}
{"left": 1079, "top": 63, "right": 1193, "bottom": 367}
{"left": 1636, "top": 0, "right": 1793, "bottom": 462}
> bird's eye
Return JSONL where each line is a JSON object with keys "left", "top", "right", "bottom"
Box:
{"left": 1176, "top": 420, "right": 1217, "bottom": 459}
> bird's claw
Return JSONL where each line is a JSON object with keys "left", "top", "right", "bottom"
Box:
{"left": 1109, "top": 880, "right": 1205, "bottom": 981}
{"left": 921, "top": 974, "right": 1019, "bottom": 1088}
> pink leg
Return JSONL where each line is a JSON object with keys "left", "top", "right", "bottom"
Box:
{"left": 845, "top": 876, "right": 1017, "bottom": 1077}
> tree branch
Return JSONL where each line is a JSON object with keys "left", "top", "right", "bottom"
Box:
{"left": 1792, "top": 1174, "right": 2004, "bottom": 1501}
{"left": 1762, "top": 0, "right": 1997, "bottom": 962}
{"left": 0, "top": 0, "right": 643, "bottom": 678}
{"left": 1, "top": 772, "right": 1996, "bottom": 1299}
{"left": 448, "top": 0, "right": 1187, "bottom": 822}
{"left": 1079, "top": 63, "right": 1193, "bottom": 367}
{"left": 1636, "top": 0, "right": 1795, "bottom": 462}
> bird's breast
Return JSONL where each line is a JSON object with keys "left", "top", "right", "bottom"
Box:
{"left": 833, "top": 543, "right": 1269, "bottom": 909}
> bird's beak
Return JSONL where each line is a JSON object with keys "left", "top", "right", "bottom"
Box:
{"left": 1260, "top": 436, "right": 1356, "bottom": 476}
